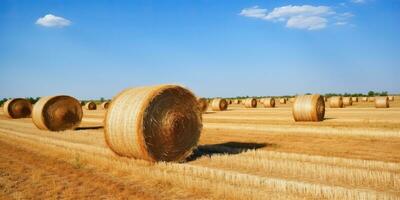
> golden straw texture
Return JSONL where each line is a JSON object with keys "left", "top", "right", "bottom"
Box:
{"left": 292, "top": 94, "right": 325, "bottom": 122}
{"left": 361, "top": 97, "right": 369, "bottom": 102}
{"left": 375, "top": 96, "right": 389, "bottom": 108}
{"left": 343, "top": 97, "right": 353, "bottom": 106}
{"left": 279, "top": 98, "right": 286, "bottom": 104}
{"left": 100, "top": 102, "right": 110, "bottom": 110}
{"left": 197, "top": 98, "right": 209, "bottom": 113}
{"left": 289, "top": 97, "right": 296, "bottom": 103}
{"left": 351, "top": 97, "right": 358, "bottom": 102}
{"left": 389, "top": 96, "right": 395, "bottom": 101}
{"left": 3, "top": 98, "right": 32, "bottom": 119}
{"left": 104, "top": 85, "right": 202, "bottom": 162}
{"left": 263, "top": 98, "right": 275, "bottom": 108}
{"left": 244, "top": 98, "right": 257, "bottom": 108}
{"left": 32, "top": 96, "right": 83, "bottom": 131}
{"left": 84, "top": 101, "right": 97, "bottom": 110}
{"left": 329, "top": 96, "right": 343, "bottom": 108}
{"left": 369, "top": 97, "right": 375, "bottom": 102}
{"left": 211, "top": 99, "right": 228, "bottom": 111}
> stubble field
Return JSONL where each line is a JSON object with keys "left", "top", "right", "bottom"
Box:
{"left": 0, "top": 99, "right": 399, "bottom": 199}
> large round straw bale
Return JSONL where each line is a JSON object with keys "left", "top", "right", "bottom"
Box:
{"left": 197, "top": 98, "right": 209, "bottom": 113}
{"left": 84, "top": 101, "right": 97, "bottom": 110}
{"left": 375, "top": 96, "right": 389, "bottom": 108}
{"left": 329, "top": 96, "right": 343, "bottom": 108}
{"left": 263, "top": 98, "right": 275, "bottom": 108}
{"left": 211, "top": 98, "right": 228, "bottom": 111}
{"left": 32, "top": 96, "right": 83, "bottom": 131}
{"left": 3, "top": 98, "right": 32, "bottom": 118}
{"left": 100, "top": 101, "right": 110, "bottom": 109}
{"left": 244, "top": 98, "right": 257, "bottom": 108}
{"left": 279, "top": 98, "right": 286, "bottom": 104}
{"left": 292, "top": 94, "right": 325, "bottom": 122}
{"left": 351, "top": 97, "right": 358, "bottom": 102}
{"left": 343, "top": 97, "right": 353, "bottom": 106}
{"left": 368, "top": 97, "right": 375, "bottom": 102}
{"left": 104, "top": 85, "right": 202, "bottom": 162}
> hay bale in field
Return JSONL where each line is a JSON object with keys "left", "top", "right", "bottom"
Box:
{"left": 343, "top": 97, "right": 353, "bottom": 106}
{"left": 292, "top": 94, "right": 325, "bottom": 122}
{"left": 32, "top": 96, "right": 83, "bottom": 131}
{"left": 368, "top": 97, "right": 375, "bottom": 102}
{"left": 100, "top": 101, "right": 110, "bottom": 109}
{"left": 279, "top": 98, "right": 286, "bottom": 104}
{"left": 244, "top": 98, "right": 257, "bottom": 108}
{"left": 329, "top": 96, "right": 343, "bottom": 108}
{"left": 263, "top": 98, "right": 275, "bottom": 108}
{"left": 351, "top": 97, "right": 358, "bottom": 102}
{"left": 324, "top": 96, "right": 328, "bottom": 102}
{"left": 289, "top": 97, "right": 296, "bottom": 103}
{"left": 197, "top": 98, "right": 209, "bottom": 113}
{"left": 211, "top": 98, "right": 228, "bottom": 111}
{"left": 104, "top": 85, "right": 202, "bottom": 162}
{"left": 375, "top": 96, "right": 389, "bottom": 108}
{"left": 84, "top": 101, "right": 97, "bottom": 110}
{"left": 3, "top": 98, "right": 32, "bottom": 118}
{"left": 228, "top": 99, "right": 232, "bottom": 104}
{"left": 260, "top": 98, "right": 265, "bottom": 103}
{"left": 389, "top": 96, "right": 395, "bottom": 101}
{"left": 233, "top": 99, "right": 241, "bottom": 104}
{"left": 361, "top": 97, "right": 369, "bottom": 102}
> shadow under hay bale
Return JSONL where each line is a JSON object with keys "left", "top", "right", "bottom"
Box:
{"left": 187, "top": 141, "right": 270, "bottom": 161}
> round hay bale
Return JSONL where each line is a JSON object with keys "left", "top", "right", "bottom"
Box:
{"left": 343, "top": 97, "right": 353, "bottom": 106}
{"left": 84, "top": 101, "right": 97, "bottom": 110}
{"left": 3, "top": 98, "right": 32, "bottom": 118}
{"left": 244, "top": 98, "right": 257, "bottom": 108}
{"left": 279, "top": 98, "right": 286, "bottom": 104}
{"left": 351, "top": 97, "right": 358, "bottom": 102}
{"left": 104, "top": 85, "right": 202, "bottom": 162}
{"left": 32, "top": 96, "right": 83, "bottom": 131}
{"left": 100, "top": 101, "right": 110, "bottom": 109}
{"left": 197, "top": 98, "right": 209, "bottom": 113}
{"left": 260, "top": 98, "right": 265, "bottom": 103}
{"left": 361, "top": 97, "right": 368, "bottom": 102}
{"left": 324, "top": 96, "right": 328, "bottom": 102}
{"left": 375, "top": 96, "right": 389, "bottom": 108}
{"left": 289, "top": 97, "right": 296, "bottom": 103}
{"left": 329, "top": 96, "right": 344, "bottom": 108}
{"left": 388, "top": 96, "right": 394, "bottom": 101}
{"left": 211, "top": 98, "right": 228, "bottom": 111}
{"left": 368, "top": 97, "right": 375, "bottom": 102}
{"left": 263, "top": 98, "right": 275, "bottom": 108}
{"left": 233, "top": 99, "right": 240, "bottom": 104}
{"left": 292, "top": 94, "right": 325, "bottom": 122}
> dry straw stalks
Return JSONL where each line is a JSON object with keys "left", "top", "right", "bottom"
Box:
{"left": 3, "top": 98, "right": 32, "bottom": 118}
{"left": 292, "top": 94, "right": 325, "bottom": 122}
{"left": 211, "top": 99, "right": 228, "bottom": 111}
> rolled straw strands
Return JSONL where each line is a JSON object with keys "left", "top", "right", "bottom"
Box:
{"left": 3, "top": 98, "right": 32, "bottom": 118}
{"left": 84, "top": 101, "right": 97, "bottom": 110}
{"left": 263, "top": 98, "right": 275, "bottom": 108}
{"left": 375, "top": 96, "right": 389, "bottom": 108}
{"left": 244, "top": 98, "right": 257, "bottom": 108}
{"left": 211, "top": 98, "right": 228, "bottom": 111}
{"left": 104, "top": 85, "right": 202, "bottom": 162}
{"left": 292, "top": 94, "right": 325, "bottom": 122}
{"left": 329, "top": 96, "right": 343, "bottom": 108}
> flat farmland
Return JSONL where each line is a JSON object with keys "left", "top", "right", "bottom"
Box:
{"left": 0, "top": 100, "right": 399, "bottom": 199}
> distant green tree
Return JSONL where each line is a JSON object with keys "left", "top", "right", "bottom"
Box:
{"left": 100, "top": 97, "right": 105, "bottom": 102}
{"left": 368, "top": 91, "right": 375, "bottom": 96}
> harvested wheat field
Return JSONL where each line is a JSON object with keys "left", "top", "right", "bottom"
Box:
{"left": 0, "top": 97, "right": 400, "bottom": 199}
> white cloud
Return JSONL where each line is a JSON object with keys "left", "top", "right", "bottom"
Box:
{"left": 36, "top": 14, "right": 71, "bottom": 27}
{"left": 335, "top": 21, "right": 348, "bottom": 26}
{"left": 239, "top": 5, "right": 353, "bottom": 31}
{"left": 286, "top": 16, "right": 327, "bottom": 30}
{"left": 239, "top": 6, "right": 268, "bottom": 18}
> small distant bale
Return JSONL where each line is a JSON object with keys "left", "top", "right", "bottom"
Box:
{"left": 388, "top": 96, "right": 395, "bottom": 101}
{"left": 343, "top": 97, "right": 353, "bottom": 106}
{"left": 104, "top": 84, "right": 202, "bottom": 162}
{"left": 84, "top": 101, "right": 97, "bottom": 110}
{"left": 244, "top": 98, "right": 257, "bottom": 108}
{"left": 260, "top": 98, "right": 265, "bottom": 103}
{"left": 329, "top": 96, "right": 344, "bottom": 108}
{"left": 233, "top": 99, "right": 241, "bottom": 104}
{"left": 279, "top": 98, "right": 287, "bottom": 104}
{"left": 211, "top": 98, "right": 228, "bottom": 111}
{"left": 100, "top": 101, "right": 110, "bottom": 109}
{"left": 32, "top": 96, "right": 83, "bottom": 131}
{"left": 197, "top": 98, "right": 209, "bottom": 113}
{"left": 351, "top": 97, "right": 358, "bottom": 102}
{"left": 3, "top": 98, "right": 32, "bottom": 118}
{"left": 292, "top": 94, "right": 325, "bottom": 122}
{"left": 263, "top": 98, "right": 275, "bottom": 108}
{"left": 361, "top": 97, "right": 369, "bottom": 102}
{"left": 368, "top": 97, "right": 375, "bottom": 102}
{"left": 289, "top": 97, "right": 296, "bottom": 103}
{"left": 375, "top": 96, "right": 389, "bottom": 108}
{"left": 324, "top": 96, "right": 328, "bottom": 102}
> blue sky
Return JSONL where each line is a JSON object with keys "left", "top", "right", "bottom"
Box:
{"left": 1, "top": 0, "right": 399, "bottom": 99}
